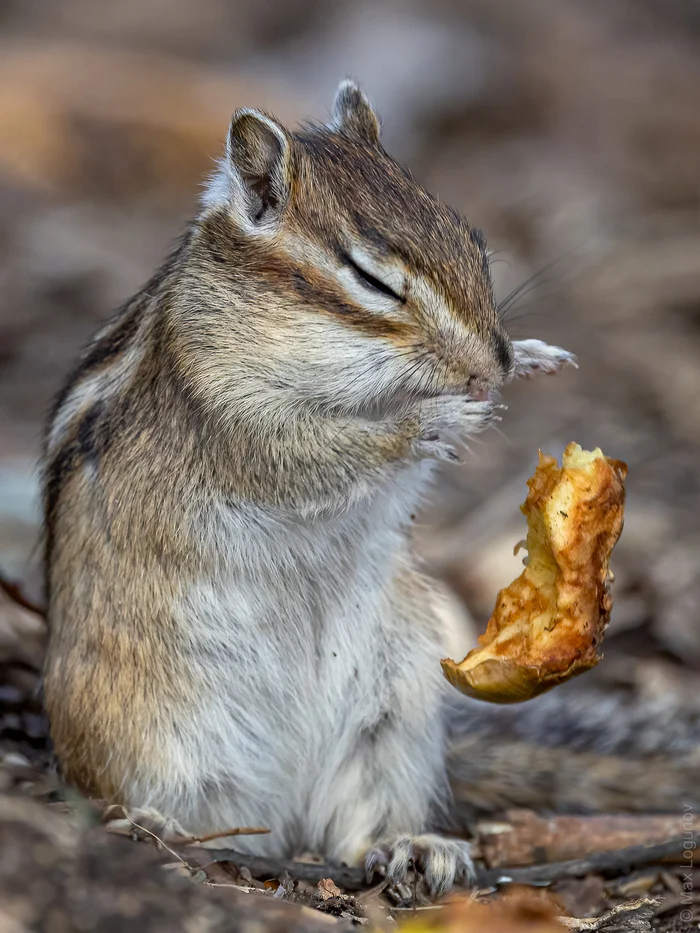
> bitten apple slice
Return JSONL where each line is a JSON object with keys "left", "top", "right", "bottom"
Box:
{"left": 441, "top": 444, "right": 627, "bottom": 703}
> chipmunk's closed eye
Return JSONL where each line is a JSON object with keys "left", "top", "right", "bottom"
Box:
{"left": 344, "top": 255, "right": 405, "bottom": 303}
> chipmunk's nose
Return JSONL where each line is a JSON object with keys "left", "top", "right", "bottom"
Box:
{"left": 465, "top": 372, "right": 499, "bottom": 401}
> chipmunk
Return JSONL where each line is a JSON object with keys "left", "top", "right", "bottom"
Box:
{"left": 41, "top": 81, "right": 575, "bottom": 898}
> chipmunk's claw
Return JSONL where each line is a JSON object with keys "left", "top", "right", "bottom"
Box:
{"left": 365, "top": 834, "right": 474, "bottom": 902}
{"left": 511, "top": 339, "right": 577, "bottom": 379}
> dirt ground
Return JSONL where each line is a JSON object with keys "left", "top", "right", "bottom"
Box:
{"left": 1, "top": 1, "right": 699, "bottom": 930}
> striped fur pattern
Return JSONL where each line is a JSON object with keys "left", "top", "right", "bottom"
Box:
{"left": 42, "top": 80, "right": 574, "bottom": 897}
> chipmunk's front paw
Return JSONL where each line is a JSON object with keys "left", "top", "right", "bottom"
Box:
{"left": 411, "top": 396, "right": 503, "bottom": 462}
{"left": 512, "top": 339, "right": 578, "bottom": 379}
{"left": 103, "top": 805, "right": 189, "bottom": 844}
{"left": 365, "top": 834, "right": 474, "bottom": 902}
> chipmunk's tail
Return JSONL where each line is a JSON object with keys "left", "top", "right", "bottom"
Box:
{"left": 444, "top": 679, "right": 700, "bottom": 824}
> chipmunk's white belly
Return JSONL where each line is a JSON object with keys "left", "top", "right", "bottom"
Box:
{"left": 162, "top": 463, "right": 447, "bottom": 857}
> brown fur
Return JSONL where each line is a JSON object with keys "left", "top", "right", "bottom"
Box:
{"left": 42, "top": 84, "right": 511, "bottom": 866}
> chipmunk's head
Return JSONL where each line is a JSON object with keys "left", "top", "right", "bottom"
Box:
{"left": 193, "top": 80, "right": 513, "bottom": 415}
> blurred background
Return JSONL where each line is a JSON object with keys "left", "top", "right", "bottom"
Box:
{"left": 2, "top": 3, "right": 700, "bottom": 927}
{"left": 1, "top": 0, "right": 700, "bottom": 741}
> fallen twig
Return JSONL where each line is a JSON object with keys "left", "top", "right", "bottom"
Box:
{"left": 476, "top": 833, "right": 700, "bottom": 887}
{"left": 174, "top": 826, "right": 271, "bottom": 846}
{"left": 199, "top": 833, "right": 700, "bottom": 891}
{"left": 558, "top": 897, "right": 658, "bottom": 931}
{"left": 125, "top": 818, "right": 203, "bottom": 873}
{"left": 476, "top": 810, "right": 687, "bottom": 868}
{"left": 190, "top": 851, "right": 369, "bottom": 890}
{"left": 126, "top": 817, "right": 260, "bottom": 893}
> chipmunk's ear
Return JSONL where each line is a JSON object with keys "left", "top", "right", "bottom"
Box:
{"left": 331, "top": 79, "right": 380, "bottom": 145}
{"left": 226, "top": 109, "right": 291, "bottom": 224}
